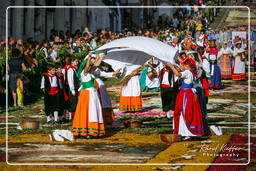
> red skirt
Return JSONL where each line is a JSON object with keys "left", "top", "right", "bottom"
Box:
{"left": 201, "top": 78, "right": 209, "bottom": 97}
{"left": 173, "top": 89, "right": 205, "bottom": 136}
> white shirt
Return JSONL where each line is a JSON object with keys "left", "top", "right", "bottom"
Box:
{"left": 181, "top": 70, "right": 193, "bottom": 84}
{"left": 162, "top": 71, "right": 170, "bottom": 86}
{"left": 218, "top": 47, "right": 233, "bottom": 58}
{"left": 67, "top": 68, "right": 77, "bottom": 93}
{"left": 232, "top": 47, "right": 245, "bottom": 56}
{"left": 94, "top": 68, "right": 113, "bottom": 78}
{"left": 80, "top": 72, "right": 95, "bottom": 83}
{"left": 202, "top": 59, "right": 211, "bottom": 78}
{"left": 50, "top": 50, "right": 58, "bottom": 61}
{"left": 41, "top": 47, "right": 48, "bottom": 58}
{"left": 40, "top": 75, "right": 60, "bottom": 89}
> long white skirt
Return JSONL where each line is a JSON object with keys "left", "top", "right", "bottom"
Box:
{"left": 233, "top": 57, "right": 245, "bottom": 74}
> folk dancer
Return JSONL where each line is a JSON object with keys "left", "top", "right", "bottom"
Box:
{"left": 218, "top": 42, "right": 233, "bottom": 79}
{"left": 41, "top": 64, "right": 62, "bottom": 124}
{"left": 232, "top": 41, "right": 247, "bottom": 81}
{"left": 72, "top": 56, "right": 105, "bottom": 138}
{"left": 205, "top": 40, "right": 222, "bottom": 89}
{"left": 167, "top": 56, "right": 205, "bottom": 138}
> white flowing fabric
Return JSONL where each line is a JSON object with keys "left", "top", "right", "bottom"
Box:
{"left": 103, "top": 59, "right": 141, "bottom": 77}
{"left": 97, "top": 36, "right": 178, "bottom": 64}
{"left": 52, "top": 130, "right": 74, "bottom": 142}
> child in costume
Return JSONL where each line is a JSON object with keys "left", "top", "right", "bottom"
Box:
{"left": 62, "top": 56, "right": 71, "bottom": 120}
{"left": 67, "top": 58, "right": 80, "bottom": 120}
{"left": 41, "top": 64, "right": 62, "bottom": 124}
{"left": 55, "top": 63, "right": 66, "bottom": 123}
{"left": 167, "top": 55, "right": 205, "bottom": 138}
{"left": 159, "top": 63, "right": 180, "bottom": 118}
{"left": 16, "top": 73, "right": 24, "bottom": 107}
{"left": 72, "top": 55, "right": 105, "bottom": 138}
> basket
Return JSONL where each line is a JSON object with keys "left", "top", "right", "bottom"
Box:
{"left": 130, "top": 121, "right": 142, "bottom": 128}
{"left": 160, "top": 134, "right": 180, "bottom": 144}
{"left": 123, "top": 120, "right": 131, "bottom": 128}
{"left": 20, "top": 121, "right": 39, "bottom": 130}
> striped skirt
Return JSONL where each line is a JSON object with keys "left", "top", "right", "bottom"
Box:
{"left": 119, "top": 91, "right": 143, "bottom": 112}
{"left": 219, "top": 54, "right": 232, "bottom": 79}
{"left": 72, "top": 88, "right": 105, "bottom": 137}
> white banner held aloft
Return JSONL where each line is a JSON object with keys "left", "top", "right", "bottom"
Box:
{"left": 97, "top": 36, "right": 178, "bottom": 65}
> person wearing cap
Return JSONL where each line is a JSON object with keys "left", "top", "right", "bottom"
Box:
{"left": 72, "top": 53, "right": 105, "bottom": 139}
{"left": 218, "top": 42, "right": 233, "bottom": 79}
{"left": 232, "top": 41, "right": 246, "bottom": 81}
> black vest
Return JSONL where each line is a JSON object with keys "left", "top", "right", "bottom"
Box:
{"left": 160, "top": 68, "right": 181, "bottom": 88}
{"left": 44, "top": 75, "right": 60, "bottom": 94}
{"left": 66, "top": 68, "right": 80, "bottom": 91}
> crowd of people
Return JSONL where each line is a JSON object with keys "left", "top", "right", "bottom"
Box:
{"left": 1, "top": 5, "right": 252, "bottom": 139}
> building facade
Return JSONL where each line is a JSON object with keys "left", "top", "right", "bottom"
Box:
{"left": 0, "top": 0, "right": 122, "bottom": 41}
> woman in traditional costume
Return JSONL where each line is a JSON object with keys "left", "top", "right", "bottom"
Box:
{"left": 93, "top": 54, "right": 122, "bottom": 124}
{"left": 72, "top": 55, "right": 105, "bottom": 138}
{"left": 167, "top": 55, "right": 205, "bottom": 138}
{"left": 205, "top": 40, "right": 222, "bottom": 89}
{"left": 232, "top": 41, "right": 247, "bottom": 81}
{"left": 218, "top": 42, "right": 233, "bottom": 79}
{"left": 119, "top": 67, "right": 143, "bottom": 112}
{"left": 140, "top": 58, "right": 160, "bottom": 92}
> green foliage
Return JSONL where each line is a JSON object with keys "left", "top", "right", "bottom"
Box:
{"left": 0, "top": 51, "right": 7, "bottom": 84}
{"left": 58, "top": 46, "right": 69, "bottom": 64}
{"left": 104, "top": 78, "right": 121, "bottom": 88}
{"left": 71, "top": 50, "right": 88, "bottom": 61}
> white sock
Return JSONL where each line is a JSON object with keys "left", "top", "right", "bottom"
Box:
{"left": 54, "top": 111, "right": 59, "bottom": 122}
{"left": 167, "top": 110, "right": 173, "bottom": 118}
{"left": 47, "top": 116, "right": 51, "bottom": 122}
{"left": 69, "top": 113, "right": 72, "bottom": 120}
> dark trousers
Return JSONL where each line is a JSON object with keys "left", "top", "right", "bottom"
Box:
{"left": 44, "top": 92, "right": 61, "bottom": 116}
{"left": 68, "top": 91, "right": 78, "bottom": 113}
{"left": 160, "top": 87, "right": 178, "bottom": 112}
{"left": 194, "top": 84, "right": 210, "bottom": 135}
